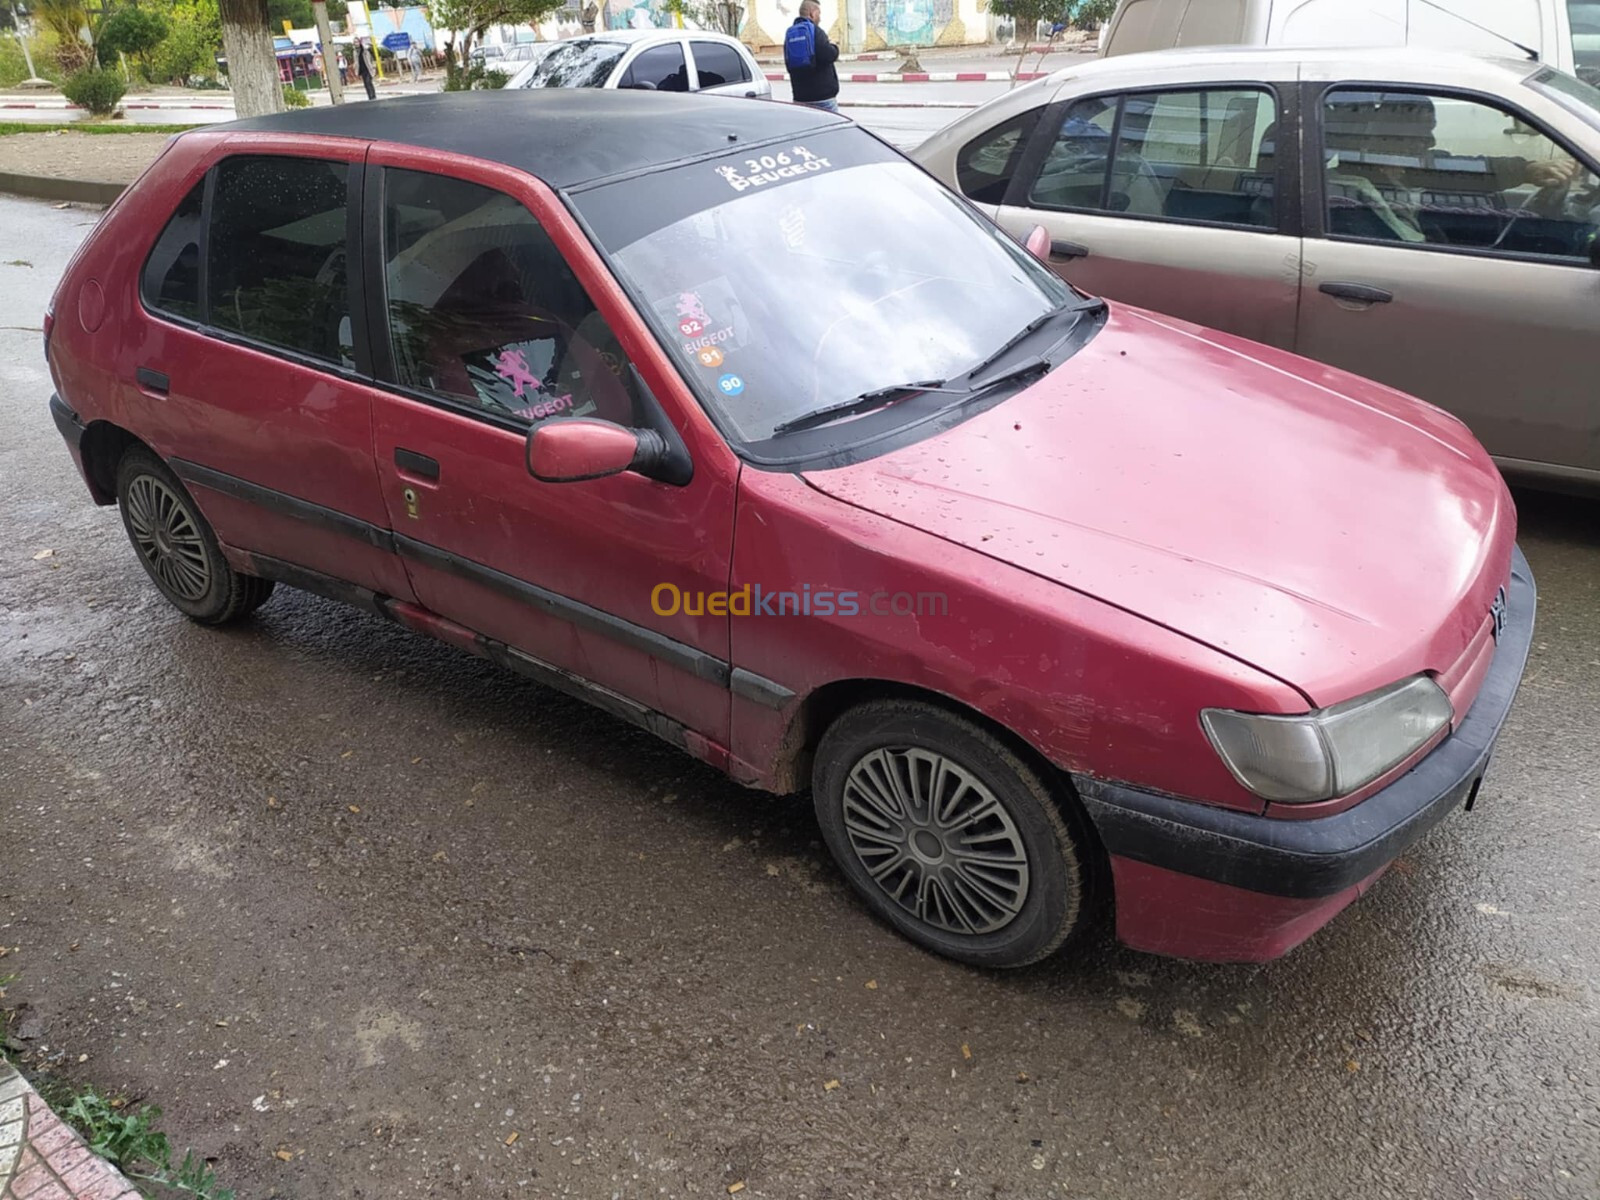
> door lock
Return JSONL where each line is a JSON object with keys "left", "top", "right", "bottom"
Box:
{"left": 402, "top": 486, "right": 420, "bottom": 520}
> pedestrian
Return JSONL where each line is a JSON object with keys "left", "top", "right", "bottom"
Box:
{"left": 408, "top": 41, "right": 423, "bottom": 81}
{"left": 356, "top": 38, "right": 377, "bottom": 100}
{"left": 784, "top": 0, "right": 840, "bottom": 113}
{"left": 336, "top": 47, "right": 348, "bottom": 84}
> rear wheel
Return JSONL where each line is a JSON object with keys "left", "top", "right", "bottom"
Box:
{"left": 115, "top": 448, "right": 274, "bottom": 625}
{"left": 812, "top": 699, "right": 1094, "bottom": 969}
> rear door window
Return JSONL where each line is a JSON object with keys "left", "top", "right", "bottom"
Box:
{"left": 141, "top": 179, "right": 205, "bottom": 321}
{"left": 1028, "top": 88, "right": 1278, "bottom": 228}
{"left": 691, "top": 40, "right": 750, "bottom": 87}
{"left": 205, "top": 156, "right": 353, "bottom": 365}
{"left": 622, "top": 42, "right": 690, "bottom": 92}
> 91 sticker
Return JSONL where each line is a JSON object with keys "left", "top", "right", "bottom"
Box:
{"left": 715, "top": 145, "right": 833, "bottom": 193}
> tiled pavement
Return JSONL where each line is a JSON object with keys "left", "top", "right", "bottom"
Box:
{"left": 0, "top": 1066, "right": 139, "bottom": 1200}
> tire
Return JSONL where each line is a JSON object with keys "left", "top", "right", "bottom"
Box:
{"left": 813, "top": 699, "right": 1095, "bottom": 969}
{"left": 115, "top": 448, "right": 275, "bottom": 625}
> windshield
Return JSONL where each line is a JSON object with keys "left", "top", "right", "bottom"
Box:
{"left": 1530, "top": 65, "right": 1600, "bottom": 132}
{"left": 518, "top": 39, "right": 626, "bottom": 88}
{"left": 580, "top": 131, "right": 1079, "bottom": 450}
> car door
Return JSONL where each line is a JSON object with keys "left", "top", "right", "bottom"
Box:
{"left": 360, "top": 148, "right": 738, "bottom": 748}
{"left": 1296, "top": 81, "right": 1600, "bottom": 475}
{"left": 135, "top": 140, "right": 414, "bottom": 602}
{"left": 993, "top": 76, "right": 1303, "bottom": 350}
{"left": 616, "top": 40, "right": 691, "bottom": 91}
{"left": 688, "top": 39, "right": 763, "bottom": 97}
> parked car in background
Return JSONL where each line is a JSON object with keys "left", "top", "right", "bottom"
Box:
{"left": 1100, "top": 0, "right": 1596, "bottom": 81}
{"left": 502, "top": 30, "right": 769, "bottom": 98}
{"left": 917, "top": 46, "right": 1600, "bottom": 491}
{"left": 46, "top": 91, "right": 1531, "bottom": 969}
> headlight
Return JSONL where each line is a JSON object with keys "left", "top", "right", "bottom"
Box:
{"left": 1201, "top": 675, "right": 1453, "bottom": 804}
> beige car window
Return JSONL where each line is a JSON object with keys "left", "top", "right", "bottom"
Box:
{"left": 1029, "top": 88, "right": 1277, "bottom": 229}
{"left": 1322, "top": 88, "right": 1600, "bottom": 260}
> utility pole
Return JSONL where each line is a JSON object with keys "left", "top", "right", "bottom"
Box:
{"left": 313, "top": 0, "right": 344, "bottom": 102}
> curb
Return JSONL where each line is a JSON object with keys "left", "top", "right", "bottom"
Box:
{"left": 0, "top": 102, "right": 231, "bottom": 111}
{"left": 766, "top": 70, "right": 1044, "bottom": 82}
{"left": 0, "top": 1064, "right": 141, "bottom": 1200}
{"left": 0, "top": 172, "right": 125, "bottom": 205}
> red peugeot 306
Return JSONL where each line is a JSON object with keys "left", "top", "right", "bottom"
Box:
{"left": 46, "top": 92, "right": 1533, "bottom": 966}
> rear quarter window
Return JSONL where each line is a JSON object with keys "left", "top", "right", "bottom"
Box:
{"left": 955, "top": 107, "right": 1044, "bottom": 203}
{"left": 140, "top": 179, "right": 205, "bottom": 321}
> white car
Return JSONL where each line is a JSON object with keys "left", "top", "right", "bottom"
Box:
{"left": 502, "top": 30, "right": 770, "bottom": 99}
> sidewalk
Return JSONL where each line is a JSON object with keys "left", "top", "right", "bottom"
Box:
{"left": 0, "top": 1064, "right": 139, "bottom": 1200}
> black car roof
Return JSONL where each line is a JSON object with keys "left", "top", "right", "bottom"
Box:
{"left": 222, "top": 91, "right": 848, "bottom": 189}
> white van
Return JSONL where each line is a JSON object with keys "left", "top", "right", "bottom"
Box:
{"left": 1100, "top": 0, "right": 1600, "bottom": 83}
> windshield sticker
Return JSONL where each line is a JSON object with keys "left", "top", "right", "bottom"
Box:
{"left": 491, "top": 346, "right": 542, "bottom": 399}
{"left": 652, "top": 276, "right": 750, "bottom": 362}
{"left": 715, "top": 146, "right": 832, "bottom": 193}
{"left": 717, "top": 373, "right": 745, "bottom": 397}
{"left": 778, "top": 203, "right": 806, "bottom": 249}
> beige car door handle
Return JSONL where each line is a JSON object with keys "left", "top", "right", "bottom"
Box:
{"left": 1050, "top": 240, "right": 1090, "bottom": 261}
{"left": 1320, "top": 281, "right": 1393, "bottom": 305}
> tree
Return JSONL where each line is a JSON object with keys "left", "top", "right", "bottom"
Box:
{"left": 34, "top": 0, "right": 95, "bottom": 71}
{"left": 661, "top": 0, "right": 742, "bottom": 36}
{"left": 430, "top": 0, "right": 564, "bottom": 68}
{"left": 218, "top": 0, "right": 282, "bottom": 114}
{"left": 97, "top": 5, "right": 169, "bottom": 68}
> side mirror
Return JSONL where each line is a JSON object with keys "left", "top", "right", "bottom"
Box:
{"left": 624, "top": 79, "right": 657, "bottom": 90}
{"left": 526, "top": 418, "right": 677, "bottom": 484}
{"left": 1023, "top": 224, "right": 1050, "bottom": 262}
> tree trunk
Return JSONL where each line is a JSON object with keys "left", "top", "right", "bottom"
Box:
{"left": 219, "top": 0, "right": 284, "bottom": 117}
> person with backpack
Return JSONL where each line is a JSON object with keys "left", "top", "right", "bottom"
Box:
{"left": 785, "top": 0, "right": 841, "bottom": 112}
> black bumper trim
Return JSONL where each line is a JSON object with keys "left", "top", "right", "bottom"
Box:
{"left": 50, "top": 394, "right": 85, "bottom": 449}
{"left": 1077, "top": 546, "right": 1536, "bottom": 901}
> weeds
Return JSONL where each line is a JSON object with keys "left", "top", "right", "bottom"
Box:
{"left": 61, "top": 1092, "right": 234, "bottom": 1200}
{"left": 1, "top": 976, "right": 232, "bottom": 1200}
{"left": 0, "top": 122, "right": 202, "bottom": 136}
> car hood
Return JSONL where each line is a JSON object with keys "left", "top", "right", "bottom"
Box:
{"left": 801, "top": 304, "right": 1516, "bottom": 708}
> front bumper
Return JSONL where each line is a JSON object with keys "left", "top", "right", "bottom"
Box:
{"left": 1078, "top": 545, "right": 1537, "bottom": 961}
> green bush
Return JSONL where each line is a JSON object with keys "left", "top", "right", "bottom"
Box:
{"left": 0, "top": 34, "right": 65, "bottom": 86}
{"left": 443, "top": 60, "right": 508, "bottom": 91}
{"left": 61, "top": 66, "right": 127, "bottom": 115}
{"left": 281, "top": 83, "right": 310, "bottom": 107}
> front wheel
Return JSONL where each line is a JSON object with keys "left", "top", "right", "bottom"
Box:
{"left": 115, "top": 448, "right": 274, "bottom": 625}
{"left": 812, "top": 700, "right": 1095, "bottom": 969}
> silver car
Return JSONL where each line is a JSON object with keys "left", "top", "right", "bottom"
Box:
{"left": 502, "top": 30, "right": 771, "bottom": 99}
{"left": 916, "top": 47, "right": 1600, "bottom": 490}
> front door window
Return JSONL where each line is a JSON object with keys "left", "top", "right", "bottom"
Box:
{"left": 1321, "top": 88, "right": 1600, "bottom": 259}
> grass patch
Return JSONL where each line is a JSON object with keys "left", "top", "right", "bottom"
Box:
{"left": 0, "top": 122, "right": 202, "bottom": 136}
{"left": 2, "top": 974, "right": 234, "bottom": 1200}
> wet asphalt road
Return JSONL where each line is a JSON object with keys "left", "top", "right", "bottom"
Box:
{"left": 1, "top": 194, "right": 1597, "bottom": 1199}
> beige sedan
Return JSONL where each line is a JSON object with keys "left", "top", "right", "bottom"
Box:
{"left": 915, "top": 46, "right": 1600, "bottom": 490}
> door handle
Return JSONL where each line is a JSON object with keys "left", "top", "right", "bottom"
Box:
{"left": 1319, "top": 281, "right": 1393, "bottom": 305}
{"left": 135, "top": 366, "right": 169, "bottom": 395}
{"left": 394, "top": 447, "right": 440, "bottom": 481}
{"left": 1049, "top": 240, "right": 1090, "bottom": 261}
{"left": 744, "top": 90, "right": 758, "bottom": 97}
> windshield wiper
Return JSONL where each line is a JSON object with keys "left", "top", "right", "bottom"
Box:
{"left": 960, "top": 296, "right": 1106, "bottom": 385}
{"left": 771, "top": 379, "right": 968, "bottom": 437}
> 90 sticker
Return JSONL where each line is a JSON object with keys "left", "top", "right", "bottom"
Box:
{"left": 715, "top": 145, "right": 833, "bottom": 193}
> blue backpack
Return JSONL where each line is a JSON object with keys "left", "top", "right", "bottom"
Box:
{"left": 784, "top": 20, "right": 816, "bottom": 70}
